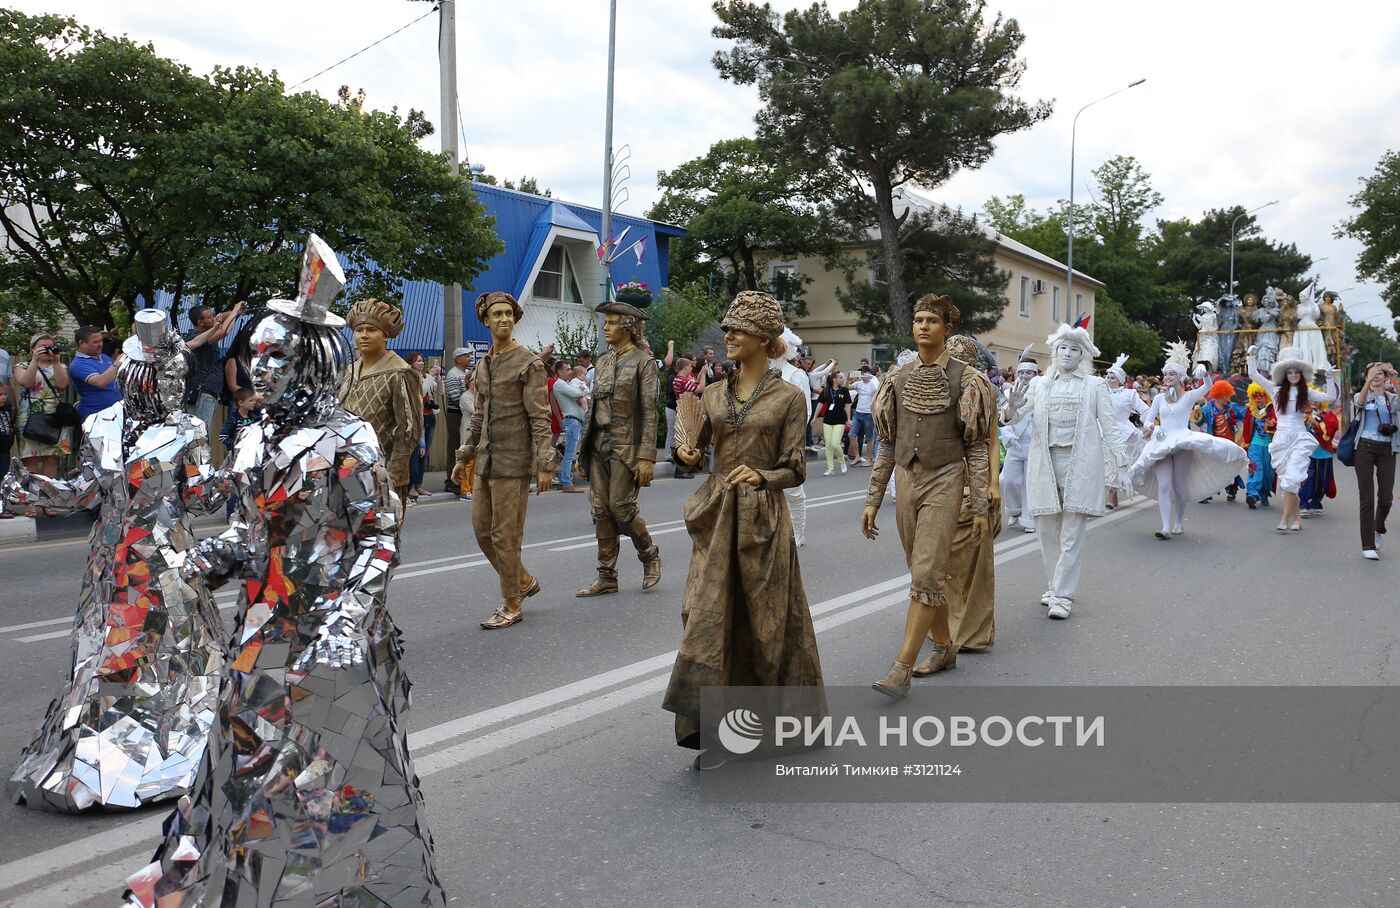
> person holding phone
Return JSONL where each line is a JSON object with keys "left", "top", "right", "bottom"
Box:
{"left": 1353, "top": 362, "right": 1399, "bottom": 560}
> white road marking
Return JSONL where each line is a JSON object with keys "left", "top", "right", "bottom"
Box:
{"left": 0, "top": 500, "right": 1157, "bottom": 901}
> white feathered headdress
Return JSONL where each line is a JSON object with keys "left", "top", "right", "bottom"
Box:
{"left": 894, "top": 348, "right": 918, "bottom": 367}
{"left": 777, "top": 327, "right": 803, "bottom": 362}
{"left": 1162, "top": 340, "right": 1193, "bottom": 379}
{"left": 1016, "top": 344, "right": 1038, "bottom": 374}
{"left": 1106, "top": 353, "right": 1129, "bottom": 383}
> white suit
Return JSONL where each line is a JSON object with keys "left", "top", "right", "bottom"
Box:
{"left": 999, "top": 408, "right": 1035, "bottom": 530}
{"left": 1012, "top": 370, "right": 1128, "bottom": 604}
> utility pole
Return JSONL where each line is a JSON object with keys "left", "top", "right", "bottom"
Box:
{"left": 600, "top": 0, "right": 617, "bottom": 312}
{"left": 440, "top": 0, "right": 462, "bottom": 362}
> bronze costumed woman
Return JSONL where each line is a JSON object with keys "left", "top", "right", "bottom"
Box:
{"left": 664, "top": 291, "right": 824, "bottom": 767}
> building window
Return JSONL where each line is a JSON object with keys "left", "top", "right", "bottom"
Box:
{"left": 1019, "top": 276, "right": 1030, "bottom": 317}
{"left": 533, "top": 242, "right": 584, "bottom": 303}
{"left": 869, "top": 343, "right": 890, "bottom": 369}
{"left": 1052, "top": 286, "right": 1060, "bottom": 322}
{"left": 1075, "top": 292, "right": 1083, "bottom": 321}
{"left": 770, "top": 261, "right": 799, "bottom": 304}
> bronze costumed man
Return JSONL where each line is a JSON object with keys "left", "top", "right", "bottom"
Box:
{"left": 452, "top": 291, "right": 559, "bottom": 629}
{"left": 860, "top": 294, "right": 995, "bottom": 700}
{"left": 576, "top": 301, "right": 662, "bottom": 597}
{"left": 338, "top": 299, "right": 422, "bottom": 509}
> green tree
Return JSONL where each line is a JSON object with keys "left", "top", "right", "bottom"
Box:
{"left": 837, "top": 204, "right": 1008, "bottom": 346}
{"left": 712, "top": 0, "right": 1050, "bottom": 332}
{"left": 1338, "top": 149, "right": 1400, "bottom": 332}
{"left": 0, "top": 11, "right": 502, "bottom": 328}
{"left": 1155, "top": 207, "right": 1312, "bottom": 320}
{"left": 1344, "top": 321, "right": 1400, "bottom": 374}
{"left": 647, "top": 137, "right": 844, "bottom": 316}
{"left": 643, "top": 283, "right": 724, "bottom": 358}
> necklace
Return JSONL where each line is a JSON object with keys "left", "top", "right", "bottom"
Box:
{"left": 725, "top": 367, "right": 777, "bottom": 428}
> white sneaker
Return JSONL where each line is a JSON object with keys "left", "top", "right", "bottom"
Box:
{"left": 1040, "top": 589, "right": 1055, "bottom": 607}
{"left": 823, "top": 468, "right": 834, "bottom": 476}
{"left": 840, "top": 461, "right": 848, "bottom": 474}
{"left": 856, "top": 458, "right": 869, "bottom": 467}
{"left": 1047, "top": 598, "right": 1072, "bottom": 620}
{"left": 1376, "top": 533, "right": 1385, "bottom": 550}
{"left": 1363, "top": 549, "right": 1380, "bottom": 560}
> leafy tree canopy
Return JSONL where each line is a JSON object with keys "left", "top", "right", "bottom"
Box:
{"left": 0, "top": 11, "right": 502, "bottom": 329}
{"left": 643, "top": 282, "right": 725, "bottom": 359}
{"left": 711, "top": 0, "right": 1050, "bottom": 333}
{"left": 1338, "top": 149, "right": 1400, "bottom": 333}
{"left": 647, "top": 137, "right": 844, "bottom": 318}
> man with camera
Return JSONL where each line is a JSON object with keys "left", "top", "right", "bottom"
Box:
{"left": 182, "top": 302, "right": 245, "bottom": 433}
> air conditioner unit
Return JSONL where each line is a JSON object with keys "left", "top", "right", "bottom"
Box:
{"left": 1032, "top": 279, "right": 1047, "bottom": 295}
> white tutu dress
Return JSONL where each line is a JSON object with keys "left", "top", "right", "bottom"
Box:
{"left": 1130, "top": 384, "right": 1249, "bottom": 501}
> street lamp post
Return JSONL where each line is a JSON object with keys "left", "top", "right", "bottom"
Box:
{"left": 1066, "top": 78, "right": 1145, "bottom": 322}
{"left": 1229, "top": 200, "right": 1278, "bottom": 298}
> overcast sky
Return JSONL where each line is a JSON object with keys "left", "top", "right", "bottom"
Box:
{"left": 18, "top": 0, "right": 1400, "bottom": 332}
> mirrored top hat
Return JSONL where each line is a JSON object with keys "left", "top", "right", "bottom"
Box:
{"left": 123, "top": 309, "right": 174, "bottom": 363}
{"left": 267, "top": 233, "right": 347, "bottom": 328}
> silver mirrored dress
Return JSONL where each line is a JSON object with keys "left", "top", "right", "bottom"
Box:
{"left": 128, "top": 273, "right": 442, "bottom": 905}
{"left": 3, "top": 405, "right": 227, "bottom": 812}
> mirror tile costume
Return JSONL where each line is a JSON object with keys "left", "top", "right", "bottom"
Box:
{"left": 127, "top": 236, "right": 443, "bottom": 907}
{"left": 4, "top": 311, "right": 227, "bottom": 813}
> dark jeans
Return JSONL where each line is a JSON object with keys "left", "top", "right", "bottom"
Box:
{"left": 1300, "top": 457, "right": 1333, "bottom": 510}
{"left": 0, "top": 434, "right": 10, "bottom": 479}
{"left": 409, "top": 412, "right": 437, "bottom": 489}
{"left": 1355, "top": 439, "right": 1396, "bottom": 549}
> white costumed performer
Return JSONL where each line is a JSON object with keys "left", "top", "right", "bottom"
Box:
{"left": 772, "top": 327, "right": 810, "bottom": 546}
{"left": 1130, "top": 342, "right": 1249, "bottom": 539}
{"left": 1104, "top": 353, "right": 1150, "bottom": 508}
{"left": 998, "top": 347, "right": 1038, "bottom": 532}
{"left": 1003, "top": 318, "right": 1129, "bottom": 620}
{"left": 1248, "top": 344, "right": 1331, "bottom": 532}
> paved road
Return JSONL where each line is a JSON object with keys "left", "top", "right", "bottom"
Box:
{"left": 0, "top": 465, "right": 1396, "bottom": 906}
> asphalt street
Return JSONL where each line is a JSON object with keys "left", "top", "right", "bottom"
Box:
{"left": 0, "top": 463, "right": 1396, "bottom": 906}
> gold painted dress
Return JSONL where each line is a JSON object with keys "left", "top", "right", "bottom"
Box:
{"left": 663, "top": 371, "right": 825, "bottom": 748}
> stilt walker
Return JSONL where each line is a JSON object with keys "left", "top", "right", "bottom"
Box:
{"left": 576, "top": 300, "right": 662, "bottom": 597}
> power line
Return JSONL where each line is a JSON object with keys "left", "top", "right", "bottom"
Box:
{"left": 289, "top": 6, "right": 438, "bottom": 91}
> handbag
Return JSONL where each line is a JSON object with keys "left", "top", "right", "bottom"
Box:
{"left": 20, "top": 369, "right": 78, "bottom": 445}
{"left": 1335, "top": 417, "right": 1359, "bottom": 467}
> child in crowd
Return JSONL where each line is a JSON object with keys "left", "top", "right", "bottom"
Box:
{"left": 1300, "top": 397, "right": 1340, "bottom": 517}
{"left": 219, "top": 388, "right": 262, "bottom": 516}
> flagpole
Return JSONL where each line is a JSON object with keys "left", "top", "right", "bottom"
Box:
{"left": 600, "top": 0, "right": 618, "bottom": 324}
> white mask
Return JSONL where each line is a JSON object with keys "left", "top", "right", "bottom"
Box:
{"left": 1053, "top": 341, "right": 1084, "bottom": 373}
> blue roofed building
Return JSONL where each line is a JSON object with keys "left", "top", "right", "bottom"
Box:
{"left": 150, "top": 182, "right": 686, "bottom": 360}
{"left": 459, "top": 183, "right": 687, "bottom": 354}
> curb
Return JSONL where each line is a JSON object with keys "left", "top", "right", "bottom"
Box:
{"left": 0, "top": 517, "right": 37, "bottom": 549}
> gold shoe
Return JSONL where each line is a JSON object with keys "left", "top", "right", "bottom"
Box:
{"left": 575, "top": 579, "right": 619, "bottom": 598}
{"left": 912, "top": 644, "right": 957, "bottom": 678}
{"left": 521, "top": 575, "right": 541, "bottom": 599}
{"left": 872, "top": 661, "right": 913, "bottom": 700}
{"left": 642, "top": 552, "right": 662, "bottom": 590}
{"left": 481, "top": 602, "right": 523, "bottom": 629}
